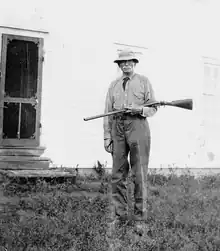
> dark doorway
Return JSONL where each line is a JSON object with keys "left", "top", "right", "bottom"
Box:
{"left": 5, "top": 39, "right": 38, "bottom": 98}
{"left": 2, "top": 38, "right": 39, "bottom": 140}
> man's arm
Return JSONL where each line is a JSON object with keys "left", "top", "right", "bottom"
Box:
{"left": 103, "top": 83, "right": 114, "bottom": 140}
{"left": 141, "top": 77, "right": 158, "bottom": 117}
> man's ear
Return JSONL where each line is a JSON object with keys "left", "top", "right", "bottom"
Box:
{"left": 118, "top": 63, "right": 123, "bottom": 70}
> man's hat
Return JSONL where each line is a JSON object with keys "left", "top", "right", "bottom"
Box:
{"left": 114, "top": 49, "right": 139, "bottom": 64}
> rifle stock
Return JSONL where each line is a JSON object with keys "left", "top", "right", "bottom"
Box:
{"left": 83, "top": 99, "right": 193, "bottom": 121}
{"left": 159, "top": 99, "right": 193, "bottom": 110}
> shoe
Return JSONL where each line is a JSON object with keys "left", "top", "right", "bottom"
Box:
{"left": 118, "top": 214, "right": 130, "bottom": 223}
{"left": 106, "top": 214, "right": 130, "bottom": 237}
{"left": 133, "top": 222, "right": 145, "bottom": 236}
{"left": 130, "top": 214, "right": 146, "bottom": 222}
{"left": 130, "top": 215, "right": 147, "bottom": 236}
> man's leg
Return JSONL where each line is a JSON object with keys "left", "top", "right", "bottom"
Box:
{"left": 111, "top": 120, "right": 130, "bottom": 221}
{"left": 126, "top": 118, "right": 151, "bottom": 222}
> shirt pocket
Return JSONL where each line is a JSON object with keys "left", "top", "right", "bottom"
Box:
{"left": 113, "top": 90, "right": 123, "bottom": 107}
{"left": 132, "top": 86, "right": 145, "bottom": 102}
{"left": 113, "top": 90, "right": 121, "bottom": 101}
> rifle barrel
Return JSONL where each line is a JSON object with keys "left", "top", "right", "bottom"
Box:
{"left": 83, "top": 109, "right": 125, "bottom": 121}
{"left": 83, "top": 99, "right": 193, "bottom": 121}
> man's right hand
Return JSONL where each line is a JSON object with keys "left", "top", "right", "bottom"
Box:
{"left": 104, "top": 138, "right": 113, "bottom": 154}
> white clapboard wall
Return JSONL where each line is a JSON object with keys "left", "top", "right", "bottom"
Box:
{"left": 195, "top": 57, "right": 220, "bottom": 168}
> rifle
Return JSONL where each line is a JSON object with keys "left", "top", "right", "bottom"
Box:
{"left": 83, "top": 98, "right": 193, "bottom": 121}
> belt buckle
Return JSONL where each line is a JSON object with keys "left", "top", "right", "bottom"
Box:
{"left": 118, "top": 114, "right": 123, "bottom": 120}
{"left": 116, "top": 115, "right": 122, "bottom": 120}
{"left": 114, "top": 114, "right": 125, "bottom": 120}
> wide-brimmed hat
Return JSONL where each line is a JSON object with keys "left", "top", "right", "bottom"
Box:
{"left": 114, "top": 49, "right": 139, "bottom": 64}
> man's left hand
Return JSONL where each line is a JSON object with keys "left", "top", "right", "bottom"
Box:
{"left": 124, "top": 104, "right": 143, "bottom": 115}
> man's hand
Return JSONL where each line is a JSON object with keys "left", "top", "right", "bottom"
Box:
{"left": 142, "top": 106, "right": 157, "bottom": 117}
{"left": 104, "top": 138, "right": 113, "bottom": 154}
{"left": 124, "top": 104, "right": 143, "bottom": 115}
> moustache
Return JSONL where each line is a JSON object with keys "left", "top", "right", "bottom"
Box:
{"left": 122, "top": 66, "right": 132, "bottom": 70}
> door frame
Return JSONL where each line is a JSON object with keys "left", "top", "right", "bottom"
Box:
{"left": 0, "top": 33, "right": 44, "bottom": 147}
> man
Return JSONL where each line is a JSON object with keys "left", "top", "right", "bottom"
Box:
{"left": 103, "top": 49, "right": 158, "bottom": 233}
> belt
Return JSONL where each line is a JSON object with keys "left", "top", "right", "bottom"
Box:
{"left": 113, "top": 113, "right": 145, "bottom": 120}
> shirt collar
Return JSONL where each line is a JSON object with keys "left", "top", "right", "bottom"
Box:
{"left": 121, "top": 72, "right": 136, "bottom": 81}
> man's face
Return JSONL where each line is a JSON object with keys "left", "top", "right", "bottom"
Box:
{"left": 119, "top": 60, "right": 136, "bottom": 74}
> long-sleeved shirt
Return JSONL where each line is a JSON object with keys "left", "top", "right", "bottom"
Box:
{"left": 104, "top": 72, "right": 157, "bottom": 139}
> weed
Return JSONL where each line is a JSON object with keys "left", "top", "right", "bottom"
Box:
{"left": 0, "top": 169, "right": 220, "bottom": 250}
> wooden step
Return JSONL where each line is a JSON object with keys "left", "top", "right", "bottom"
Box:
{"left": 0, "top": 168, "right": 77, "bottom": 178}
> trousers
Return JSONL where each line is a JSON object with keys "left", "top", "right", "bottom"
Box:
{"left": 110, "top": 114, "right": 151, "bottom": 221}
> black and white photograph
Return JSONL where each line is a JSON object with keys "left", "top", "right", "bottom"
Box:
{"left": 0, "top": 0, "right": 220, "bottom": 250}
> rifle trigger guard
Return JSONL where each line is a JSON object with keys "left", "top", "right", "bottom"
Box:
{"left": 158, "top": 101, "right": 163, "bottom": 106}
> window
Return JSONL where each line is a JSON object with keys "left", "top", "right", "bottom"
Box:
{"left": 201, "top": 58, "right": 220, "bottom": 143}
{"left": 202, "top": 56, "right": 220, "bottom": 95}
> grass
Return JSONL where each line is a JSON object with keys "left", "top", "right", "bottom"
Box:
{"left": 1, "top": 168, "right": 220, "bottom": 250}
